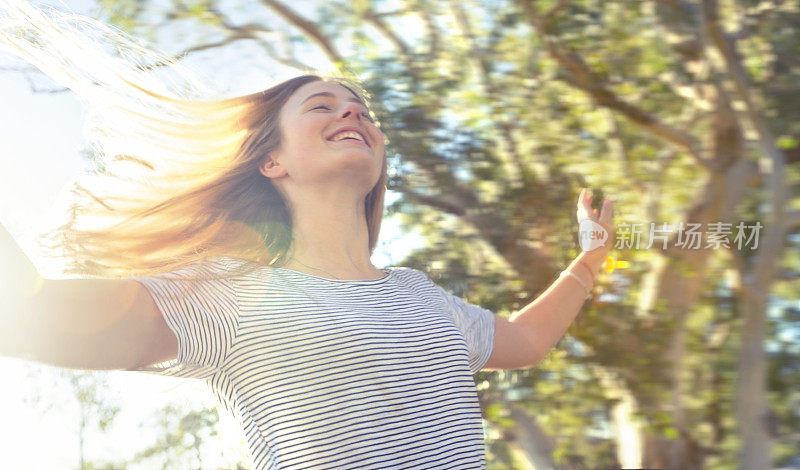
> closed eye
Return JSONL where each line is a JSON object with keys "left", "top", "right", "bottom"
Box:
{"left": 311, "top": 104, "right": 374, "bottom": 122}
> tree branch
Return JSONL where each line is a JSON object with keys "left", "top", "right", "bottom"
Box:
{"left": 447, "top": 0, "right": 528, "bottom": 187}
{"left": 515, "top": 0, "right": 721, "bottom": 173}
{"left": 259, "top": 0, "right": 345, "bottom": 65}
{"left": 418, "top": 9, "right": 441, "bottom": 61}
{"left": 699, "top": 0, "right": 784, "bottom": 170}
{"left": 543, "top": 0, "right": 571, "bottom": 23}
{"left": 140, "top": 5, "right": 316, "bottom": 72}
{"left": 397, "top": 187, "right": 467, "bottom": 216}
{"left": 731, "top": 1, "right": 778, "bottom": 41}
{"left": 0, "top": 65, "right": 70, "bottom": 93}
{"left": 700, "top": 0, "right": 790, "bottom": 282}
{"left": 362, "top": 9, "right": 411, "bottom": 58}
{"left": 652, "top": 0, "right": 704, "bottom": 64}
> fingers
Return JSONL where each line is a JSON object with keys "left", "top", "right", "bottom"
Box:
{"left": 581, "top": 188, "right": 595, "bottom": 209}
{"left": 578, "top": 188, "right": 614, "bottom": 222}
{"left": 578, "top": 188, "right": 616, "bottom": 250}
{"left": 600, "top": 198, "right": 614, "bottom": 223}
{"left": 579, "top": 188, "right": 598, "bottom": 220}
{"left": 579, "top": 188, "right": 615, "bottom": 225}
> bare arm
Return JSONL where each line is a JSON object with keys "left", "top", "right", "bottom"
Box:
{"left": 483, "top": 189, "right": 615, "bottom": 370}
{"left": 1, "top": 223, "right": 177, "bottom": 370}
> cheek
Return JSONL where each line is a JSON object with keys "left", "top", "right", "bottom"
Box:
{"left": 294, "top": 119, "right": 326, "bottom": 148}
{"left": 369, "top": 128, "right": 385, "bottom": 149}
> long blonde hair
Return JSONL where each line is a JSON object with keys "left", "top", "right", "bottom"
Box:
{"left": 0, "top": 1, "right": 387, "bottom": 280}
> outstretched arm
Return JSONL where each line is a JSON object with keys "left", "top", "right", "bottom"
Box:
{"left": 0, "top": 223, "right": 177, "bottom": 370}
{"left": 483, "top": 189, "right": 615, "bottom": 370}
{"left": 1, "top": 222, "right": 42, "bottom": 355}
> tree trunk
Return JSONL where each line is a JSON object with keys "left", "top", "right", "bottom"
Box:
{"left": 733, "top": 278, "right": 776, "bottom": 470}
{"left": 505, "top": 403, "right": 557, "bottom": 470}
{"left": 597, "top": 367, "right": 644, "bottom": 468}
{"left": 635, "top": 83, "right": 756, "bottom": 468}
{"left": 79, "top": 411, "right": 86, "bottom": 470}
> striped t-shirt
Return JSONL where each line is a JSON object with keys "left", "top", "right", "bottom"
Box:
{"left": 128, "top": 256, "right": 496, "bottom": 469}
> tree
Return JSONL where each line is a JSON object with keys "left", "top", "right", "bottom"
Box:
{"left": 7, "top": 0, "right": 800, "bottom": 468}
{"left": 133, "top": 402, "right": 250, "bottom": 470}
{"left": 65, "top": 371, "right": 122, "bottom": 470}
{"left": 20, "top": 368, "right": 124, "bottom": 469}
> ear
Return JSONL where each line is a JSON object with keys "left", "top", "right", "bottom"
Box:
{"left": 260, "top": 154, "right": 287, "bottom": 179}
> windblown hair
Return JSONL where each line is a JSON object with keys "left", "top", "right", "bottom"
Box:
{"left": 0, "top": 1, "right": 387, "bottom": 281}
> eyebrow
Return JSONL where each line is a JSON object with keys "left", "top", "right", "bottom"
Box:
{"left": 301, "top": 91, "right": 367, "bottom": 107}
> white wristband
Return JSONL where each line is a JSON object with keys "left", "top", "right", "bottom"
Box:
{"left": 560, "top": 270, "right": 591, "bottom": 298}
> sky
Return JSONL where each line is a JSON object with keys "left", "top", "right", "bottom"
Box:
{"left": 0, "top": 0, "right": 422, "bottom": 467}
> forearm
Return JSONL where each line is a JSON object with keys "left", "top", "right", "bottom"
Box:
{"left": 508, "top": 249, "right": 605, "bottom": 362}
{"left": 0, "top": 222, "right": 45, "bottom": 355}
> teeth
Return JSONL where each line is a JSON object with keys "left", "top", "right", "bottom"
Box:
{"left": 331, "top": 131, "right": 365, "bottom": 143}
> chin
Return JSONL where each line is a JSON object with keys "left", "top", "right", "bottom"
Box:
{"left": 328, "top": 163, "right": 380, "bottom": 187}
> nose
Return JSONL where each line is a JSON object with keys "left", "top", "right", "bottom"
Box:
{"left": 339, "top": 101, "right": 365, "bottom": 121}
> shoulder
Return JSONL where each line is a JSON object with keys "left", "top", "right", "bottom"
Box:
{"left": 388, "top": 266, "right": 443, "bottom": 293}
{"left": 143, "top": 256, "right": 261, "bottom": 287}
{"left": 387, "top": 265, "right": 426, "bottom": 281}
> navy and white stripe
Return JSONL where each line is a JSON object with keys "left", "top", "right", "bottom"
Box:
{"left": 129, "top": 257, "right": 496, "bottom": 469}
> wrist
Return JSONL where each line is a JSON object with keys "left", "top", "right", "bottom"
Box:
{"left": 564, "top": 263, "right": 594, "bottom": 296}
{"left": 559, "top": 270, "right": 591, "bottom": 298}
{"left": 576, "top": 261, "right": 595, "bottom": 280}
{"left": 576, "top": 249, "right": 605, "bottom": 276}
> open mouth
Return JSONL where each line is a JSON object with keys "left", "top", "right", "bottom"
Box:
{"left": 331, "top": 137, "right": 369, "bottom": 147}
{"left": 326, "top": 128, "right": 370, "bottom": 148}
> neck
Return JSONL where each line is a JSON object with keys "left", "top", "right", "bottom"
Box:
{"left": 282, "top": 187, "right": 380, "bottom": 278}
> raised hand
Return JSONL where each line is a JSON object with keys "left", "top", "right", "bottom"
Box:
{"left": 577, "top": 187, "right": 616, "bottom": 256}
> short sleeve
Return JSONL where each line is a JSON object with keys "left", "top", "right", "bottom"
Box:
{"left": 438, "top": 287, "right": 496, "bottom": 373}
{"left": 125, "top": 257, "right": 240, "bottom": 379}
{"left": 411, "top": 269, "right": 496, "bottom": 374}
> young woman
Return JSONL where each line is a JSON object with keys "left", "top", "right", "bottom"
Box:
{"left": 0, "top": 2, "right": 614, "bottom": 469}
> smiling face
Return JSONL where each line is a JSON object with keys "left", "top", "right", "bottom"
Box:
{"left": 260, "top": 80, "right": 385, "bottom": 199}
